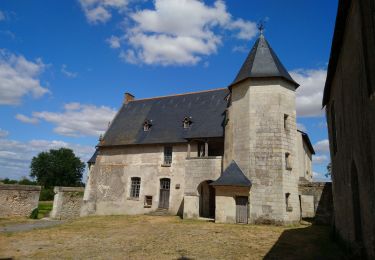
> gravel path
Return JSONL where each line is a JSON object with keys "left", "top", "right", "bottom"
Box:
{"left": 0, "top": 219, "right": 65, "bottom": 233}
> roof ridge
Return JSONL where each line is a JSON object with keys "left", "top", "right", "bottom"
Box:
{"left": 128, "top": 88, "right": 227, "bottom": 103}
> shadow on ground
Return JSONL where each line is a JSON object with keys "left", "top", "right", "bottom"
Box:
{"left": 264, "top": 224, "right": 347, "bottom": 260}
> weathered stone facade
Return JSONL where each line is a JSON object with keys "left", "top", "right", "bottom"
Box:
{"left": 50, "top": 186, "right": 85, "bottom": 220}
{"left": 0, "top": 184, "right": 41, "bottom": 218}
{"left": 323, "top": 0, "right": 375, "bottom": 257}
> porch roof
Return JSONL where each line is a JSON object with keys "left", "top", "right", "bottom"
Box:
{"left": 211, "top": 161, "right": 251, "bottom": 187}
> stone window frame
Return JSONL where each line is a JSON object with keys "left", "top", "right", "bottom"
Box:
{"left": 285, "top": 152, "right": 292, "bottom": 170}
{"left": 163, "top": 146, "right": 173, "bottom": 166}
{"left": 285, "top": 193, "right": 293, "bottom": 212}
{"left": 144, "top": 195, "right": 152, "bottom": 208}
{"left": 283, "top": 114, "right": 289, "bottom": 130}
{"left": 129, "top": 177, "right": 141, "bottom": 199}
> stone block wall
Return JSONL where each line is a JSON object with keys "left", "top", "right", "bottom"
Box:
{"left": 0, "top": 184, "right": 41, "bottom": 217}
{"left": 50, "top": 186, "right": 84, "bottom": 220}
{"left": 298, "top": 182, "right": 333, "bottom": 224}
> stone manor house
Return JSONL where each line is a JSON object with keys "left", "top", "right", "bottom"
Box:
{"left": 81, "top": 32, "right": 316, "bottom": 224}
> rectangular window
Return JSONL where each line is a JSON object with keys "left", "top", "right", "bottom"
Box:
{"left": 285, "top": 193, "right": 292, "bottom": 212}
{"left": 130, "top": 177, "right": 141, "bottom": 198}
{"left": 164, "top": 146, "right": 172, "bottom": 165}
{"left": 285, "top": 153, "right": 292, "bottom": 170}
{"left": 284, "top": 114, "right": 289, "bottom": 130}
{"left": 144, "top": 195, "right": 152, "bottom": 207}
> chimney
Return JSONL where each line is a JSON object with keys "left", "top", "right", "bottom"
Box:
{"left": 124, "top": 92, "right": 135, "bottom": 104}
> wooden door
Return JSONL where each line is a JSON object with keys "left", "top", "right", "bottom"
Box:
{"left": 236, "top": 196, "right": 248, "bottom": 224}
{"left": 159, "top": 178, "right": 170, "bottom": 209}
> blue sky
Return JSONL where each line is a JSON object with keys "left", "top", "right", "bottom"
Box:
{"left": 0, "top": 0, "right": 337, "bottom": 181}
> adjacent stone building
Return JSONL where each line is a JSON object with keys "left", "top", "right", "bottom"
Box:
{"left": 323, "top": 0, "right": 375, "bottom": 257}
{"left": 82, "top": 32, "right": 315, "bottom": 225}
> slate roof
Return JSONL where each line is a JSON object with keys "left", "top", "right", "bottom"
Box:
{"left": 211, "top": 161, "right": 251, "bottom": 187}
{"left": 100, "top": 88, "right": 229, "bottom": 147}
{"left": 297, "top": 130, "right": 316, "bottom": 155}
{"left": 231, "top": 34, "right": 299, "bottom": 88}
{"left": 87, "top": 150, "right": 98, "bottom": 164}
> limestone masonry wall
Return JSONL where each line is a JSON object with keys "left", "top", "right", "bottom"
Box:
{"left": 0, "top": 184, "right": 41, "bottom": 217}
{"left": 298, "top": 182, "right": 333, "bottom": 224}
{"left": 50, "top": 186, "right": 84, "bottom": 220}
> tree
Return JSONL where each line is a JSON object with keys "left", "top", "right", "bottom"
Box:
{"left": 30, "top": 148, "right": 85, "bottom": 188}
{"left": 325, "top": 162, "right": 332, "bottom": 178}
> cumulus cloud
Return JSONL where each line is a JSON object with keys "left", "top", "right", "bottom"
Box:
{"left": 15, "top": 114, "right": 40, "bottom": 124}
{"left": 312, "top": 154, "right": 329, "bottom": 164}
{"left": 122, "top": 0, "right": 257, "bottom": 65}
{"left": 78, "top": 0, "right": 129, "bottom": 24}
{"left": 107, "top": 35, "right": 122, "bottom": 49}
{"left": 0, "top": 138, "right": 95, "bottom": 180}
{"left": 61, "top": 64, "right": 78, "bottom": 78}
{"left": 21, "top": 103, "right": 116, "bottom": 137}
{"left": 292, "top": 69, "right": 327, "bottom": 117}
{"left": 313, "top": 171, "right": 330, "bottom": 182}
{"left": 313, "top": 139, "right": 330, "bottom": 154}
{"left": 0, "top": 129, "right": 9, "bottom": 138}
{"left": 0, "top": 50, "right": 50, "bottom": 105}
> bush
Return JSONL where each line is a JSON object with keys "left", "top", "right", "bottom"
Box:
{"left": 30, "top": 208, "right": 39, "bottom": 219}
{"left": 39, "top": 188, "right": 55, "bottom": 201}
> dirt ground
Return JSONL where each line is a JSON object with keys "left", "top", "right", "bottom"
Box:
{"left": 0, "top": 215, "right": 346, "bottom": 260}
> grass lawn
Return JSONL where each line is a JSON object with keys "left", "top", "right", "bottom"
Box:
{"left": 37, "top": 201, "right": 53, "bottom": 219}
{"left": 0, "top": 215, "right": 346, "bottom": 259}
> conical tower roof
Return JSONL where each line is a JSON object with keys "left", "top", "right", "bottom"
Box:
{"left": 231, "top": 34, "right": 299, "bottom": 88}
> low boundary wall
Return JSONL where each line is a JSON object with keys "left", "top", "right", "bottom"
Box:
{"left": 0, "top": 184, "right": 41, "bottom": 217}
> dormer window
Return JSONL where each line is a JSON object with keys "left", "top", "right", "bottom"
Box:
{"left": 143, "top": 120, "right": 152, "bottom": 131}
{"left": 183, "top": 116, "right": 192, "bottom": 129}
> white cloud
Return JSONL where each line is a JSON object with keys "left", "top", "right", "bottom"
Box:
{"left": 0, "top": 50, "right": 50, "bottom": 105}
{"left": 24, "top": 103, "right": 117, "bottom": 137}
{"left": 0, "top": 138, "right": 95, "bottom": 180}
{"left": 312, "top": 154, "right": 329, "bottom": 164}
{"left": 292, "top": 69, "right": 327, "bottom": 117}
{"left": 15, "top": 113, "right": 39, "bottom": 124}
{"left": 312, "top": 171, "right": 330, "bottom": 182}
{"left": 107, "top": 35, "right": 122, "bottom": 49}
{"left": 78, "top": 0, "right": 128, "bottom": 24}
{"left": 232, "top": 45, "right": 248, "bottom": 53}
{"left": 61, "top": 64, "right": 78, "bottom": 78}
{"left": 313, "top": 139, "right": 330, "bottom": 154}
{"left": 0, "top": 129, "right": 9, "bottom": 138}
{"left": 122, "top": 0, "right": 257, "bottom": 66}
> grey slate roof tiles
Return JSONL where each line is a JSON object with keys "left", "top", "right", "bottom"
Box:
{"left": 100, "top": 88, "right": 229, "bottom": 147}
{"left": 211, "top": 161, "right": 251, "bottom": 187}
{"left": 231, "top": 34, "right": 299, "bottom": 88}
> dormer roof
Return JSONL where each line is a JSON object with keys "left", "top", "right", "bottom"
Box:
{"left": 231, "top": 34, "right": 299, "bottom": 88}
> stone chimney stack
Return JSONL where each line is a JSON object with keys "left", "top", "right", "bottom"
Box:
{"left": 124, "top": 92, "right": 135, "bottom": 104}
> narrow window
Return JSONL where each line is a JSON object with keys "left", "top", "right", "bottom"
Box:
{"left": 164, "top": 146, "right": 172, "bottom": 165}
{"left": 144, "top": 195, "right": 152, "bottom": 207}
{"left": 130, "top": 177, "right": 141, "bottom": 198}
{"left": 285, "top": 153, "right": 292, "bottom": 170}
{"left": 284, "top": 114, "right": 289, "bottom": 130}
{"left": 183, "top": 116, "right": 192, "bottom": 129}
{"left": 330, "top": 102, "right": 337, "bottom": 155}
{"left": 285, "top": 193, "right": 292, "bottom": 212}
{"left": 143, "top": 120, "right": 152, "bottom": 131}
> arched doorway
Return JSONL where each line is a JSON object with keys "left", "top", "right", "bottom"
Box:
{"left": 198, "top": 180, "right": 215, "bottom": 218}
{"left": 351, "top": 161, "right": 362, "bottom": 243}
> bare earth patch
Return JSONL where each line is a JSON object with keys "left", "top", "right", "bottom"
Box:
{"left": 0, "top": 215, "right": 346, "bottom": 259}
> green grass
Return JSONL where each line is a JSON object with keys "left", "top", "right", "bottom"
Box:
{"left": 37, "top": 201, "right": 53, "bottom": 219}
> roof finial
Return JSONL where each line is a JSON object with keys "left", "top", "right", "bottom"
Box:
{"left": 257, "top": 20, "right": 266, "bottom": 36}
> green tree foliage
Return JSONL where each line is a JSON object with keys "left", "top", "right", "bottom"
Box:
{"left": 30, "top": 148, "right": 85, "bottom": 188}
{"left": 325, "top": 163, "right": 332, "bottom": 178}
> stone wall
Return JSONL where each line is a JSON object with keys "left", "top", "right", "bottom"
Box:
{"left": 225, "top": 78, "right": 301, "bottom": 224}
{"left": 0, "top": 184, "right": 41, "bottom": 217}
{"left": 183, "top": 157, "right": 222, "bottom": 219}
{"left": 325, "top": 0, "right": 375, "bottom": 257}
{"left": 298, "top": 182, "right": 333, "bottom": 224}
{"left": 50, "top": 186, "right": 84, "bottom": 220}
{"left": 81, "top": 144, "right": 190, "bottom": 217}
